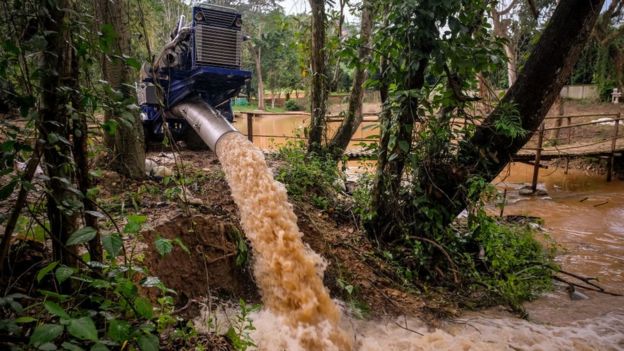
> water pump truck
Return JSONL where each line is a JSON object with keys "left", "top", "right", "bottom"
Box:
{"left": 137, "top": 4, "right": 251, "bottom": 150}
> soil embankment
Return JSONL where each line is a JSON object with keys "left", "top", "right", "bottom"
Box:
{"left": 136, "top": 149, "right": 424, "bottom": 320}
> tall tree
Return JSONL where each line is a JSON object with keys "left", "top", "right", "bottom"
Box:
{"left": 307, "top": 0, "right": 328, "bottom": 154}
{"left": 491, "top": 0, "right": 520, "bottom": 86}
{"left": 368, "top": 0, "right": 606, "bottom": 240}
{"left": 96, "top": 0, "right": 145, "bottom": 179}
{"left": 38, "top": 0, "right": 79, "bottom": 267}
{"left": 327, "top": 0, "right": 374, "bottom": 158}
{"left": 592, "top": 0, "right": 624, "bottom": 93}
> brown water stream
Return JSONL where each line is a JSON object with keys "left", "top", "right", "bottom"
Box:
{"left": 216, "top": 133, "right": 351, "bottom": 350}
{"left": 495, "top": 163, "right": 624, "bottom": 292}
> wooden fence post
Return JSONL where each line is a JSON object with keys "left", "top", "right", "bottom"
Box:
{"left": 552, "top": 97, "right": 564, "bottom": 140}
{"left": 607, "top": 112, "right": 620, "bottom": 182}
{"left": 246, "top": 113, "right": 253, "bottom": 142}
{"left": 531, "top": 123, "right": 545, "bottom": 193}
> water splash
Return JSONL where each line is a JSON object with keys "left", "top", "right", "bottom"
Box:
{"left": 351, "top": 311, "right": 624, "bottom": 351}
{"left": 216, "top": 133, "right": 352, "bottom": 350}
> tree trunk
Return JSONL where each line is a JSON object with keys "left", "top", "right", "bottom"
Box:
{"left": 367, "top": 58, "right": 428, "bottom": 238}
{"left": 307, "top": 0, "right": 328, "bottom": 154}
{"left": 39, "top": 0, "right": 78, "bottom": 267}
{"left": 137, "top": 0, "right": 153, "bottom": 60}
{"left": 97, "top": 0, "right": 145, "bottom": 179}
{"left": 491, "top": 7, "right": 518, "bottom": 87}
{"left": 70, "top": 42, "right": 102, "bottom": 263}
{"left": 329, "top": 0, "right": 347, "bottom": 91}
{"left": 253, "top": 46, "right": 266, "bottom": 110}
{"left": 328, "top": 0, "right": 373, "bottom": 158}
{"left": 410, "top": 0, "right": 605, "bottom": 232}
{"left": 504, "top": 43, "right": 518, "bottom": 86}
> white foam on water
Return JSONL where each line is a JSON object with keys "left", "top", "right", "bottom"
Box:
{"left": 351, "top": 312, "right": 624, "bottom": 351}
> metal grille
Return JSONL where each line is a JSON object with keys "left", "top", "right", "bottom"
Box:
{"left": 195, "top": 25, "right": 241, "bottom": 68}
{"left": 198, "top": 8, "right": 237, "bottom": 28}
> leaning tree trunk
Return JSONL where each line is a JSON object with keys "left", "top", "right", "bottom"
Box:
{"left": 97, "top": 0, "right": 145, "bottom": 179}
{"left": 307, "top": 0, "right": 328, "bottom": 154}
{"left": 39, "top": 0, "right": 79, "bottom": 267}
{"left": 412, "top": 0, "right": 605, "bottom": 231}
{"left": 327, "top": 0, "right": 373, "bottom": 159}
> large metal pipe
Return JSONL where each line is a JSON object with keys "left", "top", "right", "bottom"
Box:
{"left": 171, "top": 98, "right": 238, "bottom": 150}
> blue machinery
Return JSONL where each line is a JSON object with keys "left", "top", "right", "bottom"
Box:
{"left": 137, "top": 4, "right": 251, "bottom": 149}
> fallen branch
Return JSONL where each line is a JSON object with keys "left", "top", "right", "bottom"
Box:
{"left": 393, "top": 316, "right": 424, "bottom": 336}
{"left": 553, "top": 274, "right": 622, "bottom": 297}
{"left": 530, "top": 262, "right": 622, "bottom": 297}
{"left": 556, "top": 269, "right": 621, "bottom": 294}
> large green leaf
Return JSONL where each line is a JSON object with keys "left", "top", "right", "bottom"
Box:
{"left": 0, "top": 178, "right": 17, "bottom": 201}
{"left": 61, "top": 341, "right": 85, "bottom": 351}
{"left": 154, "top": 237, "right": 172, "bottom": 256}
{"left": 67, "top": 317, "right": 98, "bottom": 341}
{"left": 44, "top": 301, "right": 70, "bottom": 320}
{"left": 39, "top": 342, "right": 58, "bottom": 350}
{"left": 29, "top": 323, "right": 64, "bottom": 345}
{"left": 37, "top": 262, "right": 59, "bottom": 283}
{"left": 90, "top": 343, "right": 109, "bottom": 351}
{"left": 15, "top": 316, "right": 37, "bottom": 324}
{"left": 102, "top": 234, "right": 123, "bottom": 258}
{"left": 107, "top": 319, "right": 130, "bottom": 342}
{"left": 134, "top": 297, "right": 153, "bottom": 319}
{"left": 66, "top": 227, "right": 97, "bottom": 246}
{"left": 123, "top": 215, "right": 147, "bottom": 234}
{"left": 137, "top": 334, "right": 159, "bottom": 351}
{"left": 55, "top": 266, "right": 75, "bottom": 284}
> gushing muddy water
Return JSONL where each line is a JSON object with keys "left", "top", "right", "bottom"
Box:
{"left": 218, "top": 116, "right": 624, "bottom": 349}
{"left": 216, "top": 132, "right": 351, "bottom": 350}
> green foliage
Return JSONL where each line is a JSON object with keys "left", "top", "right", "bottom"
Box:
{"left": 379, "top": 176, "right": 555, "bottom": 312}
{"left": 154, "top": 236, "right": 190, "bottom": 257}
{"left": 66, "top": 226, "right": 98, "bottom": 246}
{"left": 471, "top": 218, "right": 555, "bottom": 310}
{"left": 225, "top": 299, "right": 261, "bottom": 351}
{"left": 230, "top": 228, "right": 250, "bottom": 267}
{"left": 493, "top": 103, "right": 527, "bottom": 139}
{"left": 0, "top": 212, "right": 210, "bottom": 350}
{"left": 275, "top": 141, "right": 340, "bottom": 209}
{"left": 284, "top": 99, "right": 302, "bottom": 111}
{"left": 352, "top": 174, "right": 375, "bottom": 223}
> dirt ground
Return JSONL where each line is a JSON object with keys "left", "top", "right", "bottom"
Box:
{"left": 76, "top": 150, "right": 427, "bottom": 319}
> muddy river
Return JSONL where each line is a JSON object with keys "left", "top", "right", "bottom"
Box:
{"left": 231, "top": 114, "right": 624, "bottom": 349}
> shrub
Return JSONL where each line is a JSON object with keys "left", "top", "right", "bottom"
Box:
{"left": 284, "top": 99, "right": 301, "bottom": 111}
{"left": 275, "top": 141, "right": 339, "bottom": 208}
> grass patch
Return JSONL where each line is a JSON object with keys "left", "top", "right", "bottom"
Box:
{"left": 233, "top": 104, "right": 288, "bottom": 113}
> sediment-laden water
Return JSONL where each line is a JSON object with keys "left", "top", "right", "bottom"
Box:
{"left": 349, "top": 310, "right": 624, "bottom": 350}
{"left": 216, "top": 132, "right": 352, "bottom": 350}
{"left": 215, "top": 127, "right": 623, "bottom": 350}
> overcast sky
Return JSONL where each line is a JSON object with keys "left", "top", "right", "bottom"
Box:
{"left": 279, "top": 0, "right": 359, "bottom": 21}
